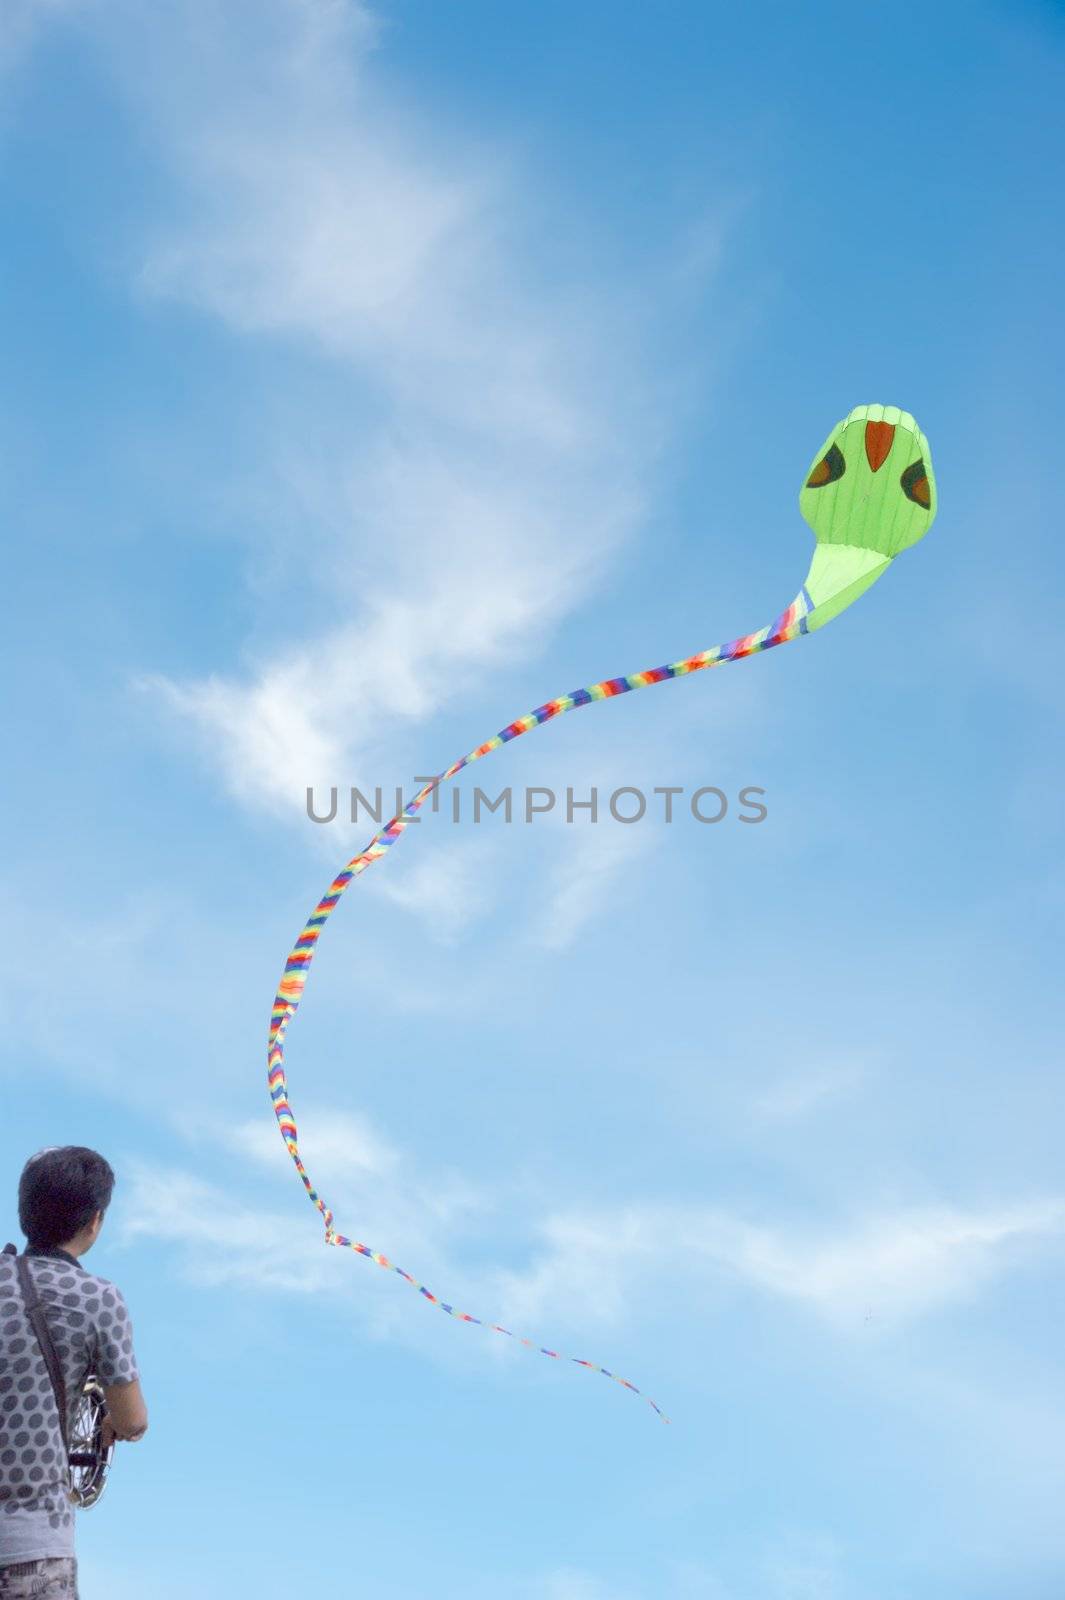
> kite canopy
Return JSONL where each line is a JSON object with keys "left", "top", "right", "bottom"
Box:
{"left": 797, "top": 403, "right": 936, "bottom": 632}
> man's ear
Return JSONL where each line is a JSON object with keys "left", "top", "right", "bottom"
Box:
{"left": 89, "top": 1210, "right": 104, "bottom": 1239}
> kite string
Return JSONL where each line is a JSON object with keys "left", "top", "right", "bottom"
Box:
{"left": 267, "top": 590, "right": 813, "bottom": 1421}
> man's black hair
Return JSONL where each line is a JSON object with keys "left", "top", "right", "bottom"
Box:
{"left": 18, "top": 1146, "right": 115, "bottom": 1249}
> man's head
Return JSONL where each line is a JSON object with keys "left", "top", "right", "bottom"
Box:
{"left": 18, "top": 1146, "right": 115, "bottom": 1253}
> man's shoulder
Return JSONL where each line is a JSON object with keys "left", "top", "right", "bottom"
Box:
{"left": 31, "top": 1258, "right": 128, "bottom": 1310}
{"left": 72, "top": 1268, "right": 130, "bottom": 1310}
{"left": 77, "top": 1266, "right": 123, "bottom": 1293}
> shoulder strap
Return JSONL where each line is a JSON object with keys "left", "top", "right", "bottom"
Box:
{"left": 12, "top": 1251, "right": 69, "bottom": 1450}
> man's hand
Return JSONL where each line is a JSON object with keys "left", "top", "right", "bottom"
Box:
{"left": 102, "top": 1377, "right": 149, "bottom": 1443}
{"left": 101, "top": 1412, "right": 147, "bottom": 1447}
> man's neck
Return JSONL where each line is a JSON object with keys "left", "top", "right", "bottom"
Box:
{"left": 26, "top": 1243, "right": 82, "bottom": 1267}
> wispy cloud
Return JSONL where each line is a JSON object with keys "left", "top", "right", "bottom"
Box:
{"left": 109, "top": 0, "right": 680, "bottom": 826}
{"left": 496, "top": 1196, "right": 1065, "bottom": 1334}
{"left": 537, "top": 1573, "right": 635, "bottom": 1600}
{"left": 122, "top": 1096, "right": 1065, "bottom": 1348}
{"left": 0, "top": 0, "right": 72, "bottom": 75}
{"left": 759, "top": 1532, "right": 846, "bottom": 1600}
{"left": 750, "top": 1059, "right": 870, "bottom": 1121}
{"left": 230, "top": 1108, "right": 399, "bottom": 1180}
{"left": 119, "top": 1163, "right": 335, "bottom": 1295}
{"left": 531, "top": 1540, "right": 851, "bottom": 1600}
{"left": 0, "top": 886, "right": 239, "bottom": 1107}
{"left": 370, "top": 833, "right": 500, "bottom": 941}
{"left": 223, "top": 1101, "right": 485, "bottom": 1259}
{"left": 119, "top": 1123, "right": 484, "bottom": 1320}
{"left": 534, "top": 821, "right": 656, "bottom": 951}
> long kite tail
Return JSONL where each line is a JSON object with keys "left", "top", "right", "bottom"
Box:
{"left": 267, "top": 587, "right": 816, "bottom": 1421}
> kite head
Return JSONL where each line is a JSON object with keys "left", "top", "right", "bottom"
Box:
{"left": 790, "top": 405, "right": 937, "bottom": 632}
{"left": 800, "top": 404, "right": 936, "bottom": 559}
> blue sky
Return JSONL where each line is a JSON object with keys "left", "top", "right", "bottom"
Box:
{"left": 3, "top": 1, "right": 1065, "bottom": 1595}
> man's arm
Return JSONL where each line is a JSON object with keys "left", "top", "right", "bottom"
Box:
{"left": 102, "top": 1377, "right": 148, "bottom": 1444}
{"left": 91, "top": 1277, "right": 145, "bottom": 1446}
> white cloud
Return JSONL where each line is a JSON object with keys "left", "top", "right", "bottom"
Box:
{"left": 128, "top": 1094, "right": 490, "bottom": 1333}
{"left": 512, "top": 736, "right": 667, "bottom": 950}
{"left": 530, "top": 1542, "right": 852, "bottom": 1600}
{"left": 370, "top": 834, "right": 499, "bottom": 941}
{"left": 0, "top": 886, "right": 232, "bottom": 1107}
{"left": 741, "top": 1201, "right": 1065, "bottom": 1327}
{"left": 0, "top": 0, "right": 74, "bottom": 75}
{"left": 750, "top": 1060, "right": 869, "bottom": 1121}
{"left": 494, "top": 1208, "right": 655, "bottom": 1335}
{"left": 538, "top": 1573, "right": 634, "bottom": 1600}
{"left": 105, "top": 0, "right": 671, "bottom": 830}
{"left": 119, "top": 1163, "right": 336, "bottom": 1296}
{"left": 230, "top": 1108, "right": 398, "bottom": 1179}
{"left": 224, "top": 1098, "right": 484, "bottom": 1249}
{"left": 108, "top": 1082, "right": 1065, "bottom": 1475}
{"left": 118, "top": 1134, "right": 483, "bottom": 1322}
{"left": 496, "top": 1196, "right": 1065, "bottom": 1335}
{"left": 535, "top": 822, "right": 656, "bottom": 952}
{"left": 760, "top": 1533, "right": 845, "bottom": 1600}
{"left": 127, "top": 1082, "right": 1065, "bottom": 1359}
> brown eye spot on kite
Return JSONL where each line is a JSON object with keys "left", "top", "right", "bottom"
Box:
{"left": 900, "top": 459, "right": 931, "bottom": 509}
{"left": 806, "top": 442, "right": 846, "bottom": 488}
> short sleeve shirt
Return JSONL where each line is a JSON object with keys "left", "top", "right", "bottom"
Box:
{"left": 0, "top": 1249, "right": 139, "bottom": 1566}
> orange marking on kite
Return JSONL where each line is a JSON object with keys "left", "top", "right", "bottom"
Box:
{"left": 864, "top": 420, "right": 895, "bottom": 472}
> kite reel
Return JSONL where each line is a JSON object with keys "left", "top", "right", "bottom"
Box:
{"left": 67, "top": 1377, "right": 114, "bottom": 1509}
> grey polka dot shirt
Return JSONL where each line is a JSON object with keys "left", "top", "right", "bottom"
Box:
{"left": 0, "top": 1251, "right": 139, "bottom": 1566}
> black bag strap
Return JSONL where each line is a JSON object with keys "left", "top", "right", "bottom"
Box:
{"left": 4, "top": 1244, "right": 69, "bottom": 1451}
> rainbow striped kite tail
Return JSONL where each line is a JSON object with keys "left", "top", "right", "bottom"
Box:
{"left": 775, "top": 583, "right": 815, "bottom": 639}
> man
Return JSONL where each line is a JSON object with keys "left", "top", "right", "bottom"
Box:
{"left": 1, "top": 1148, "right": 148, "bottom": 1599}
